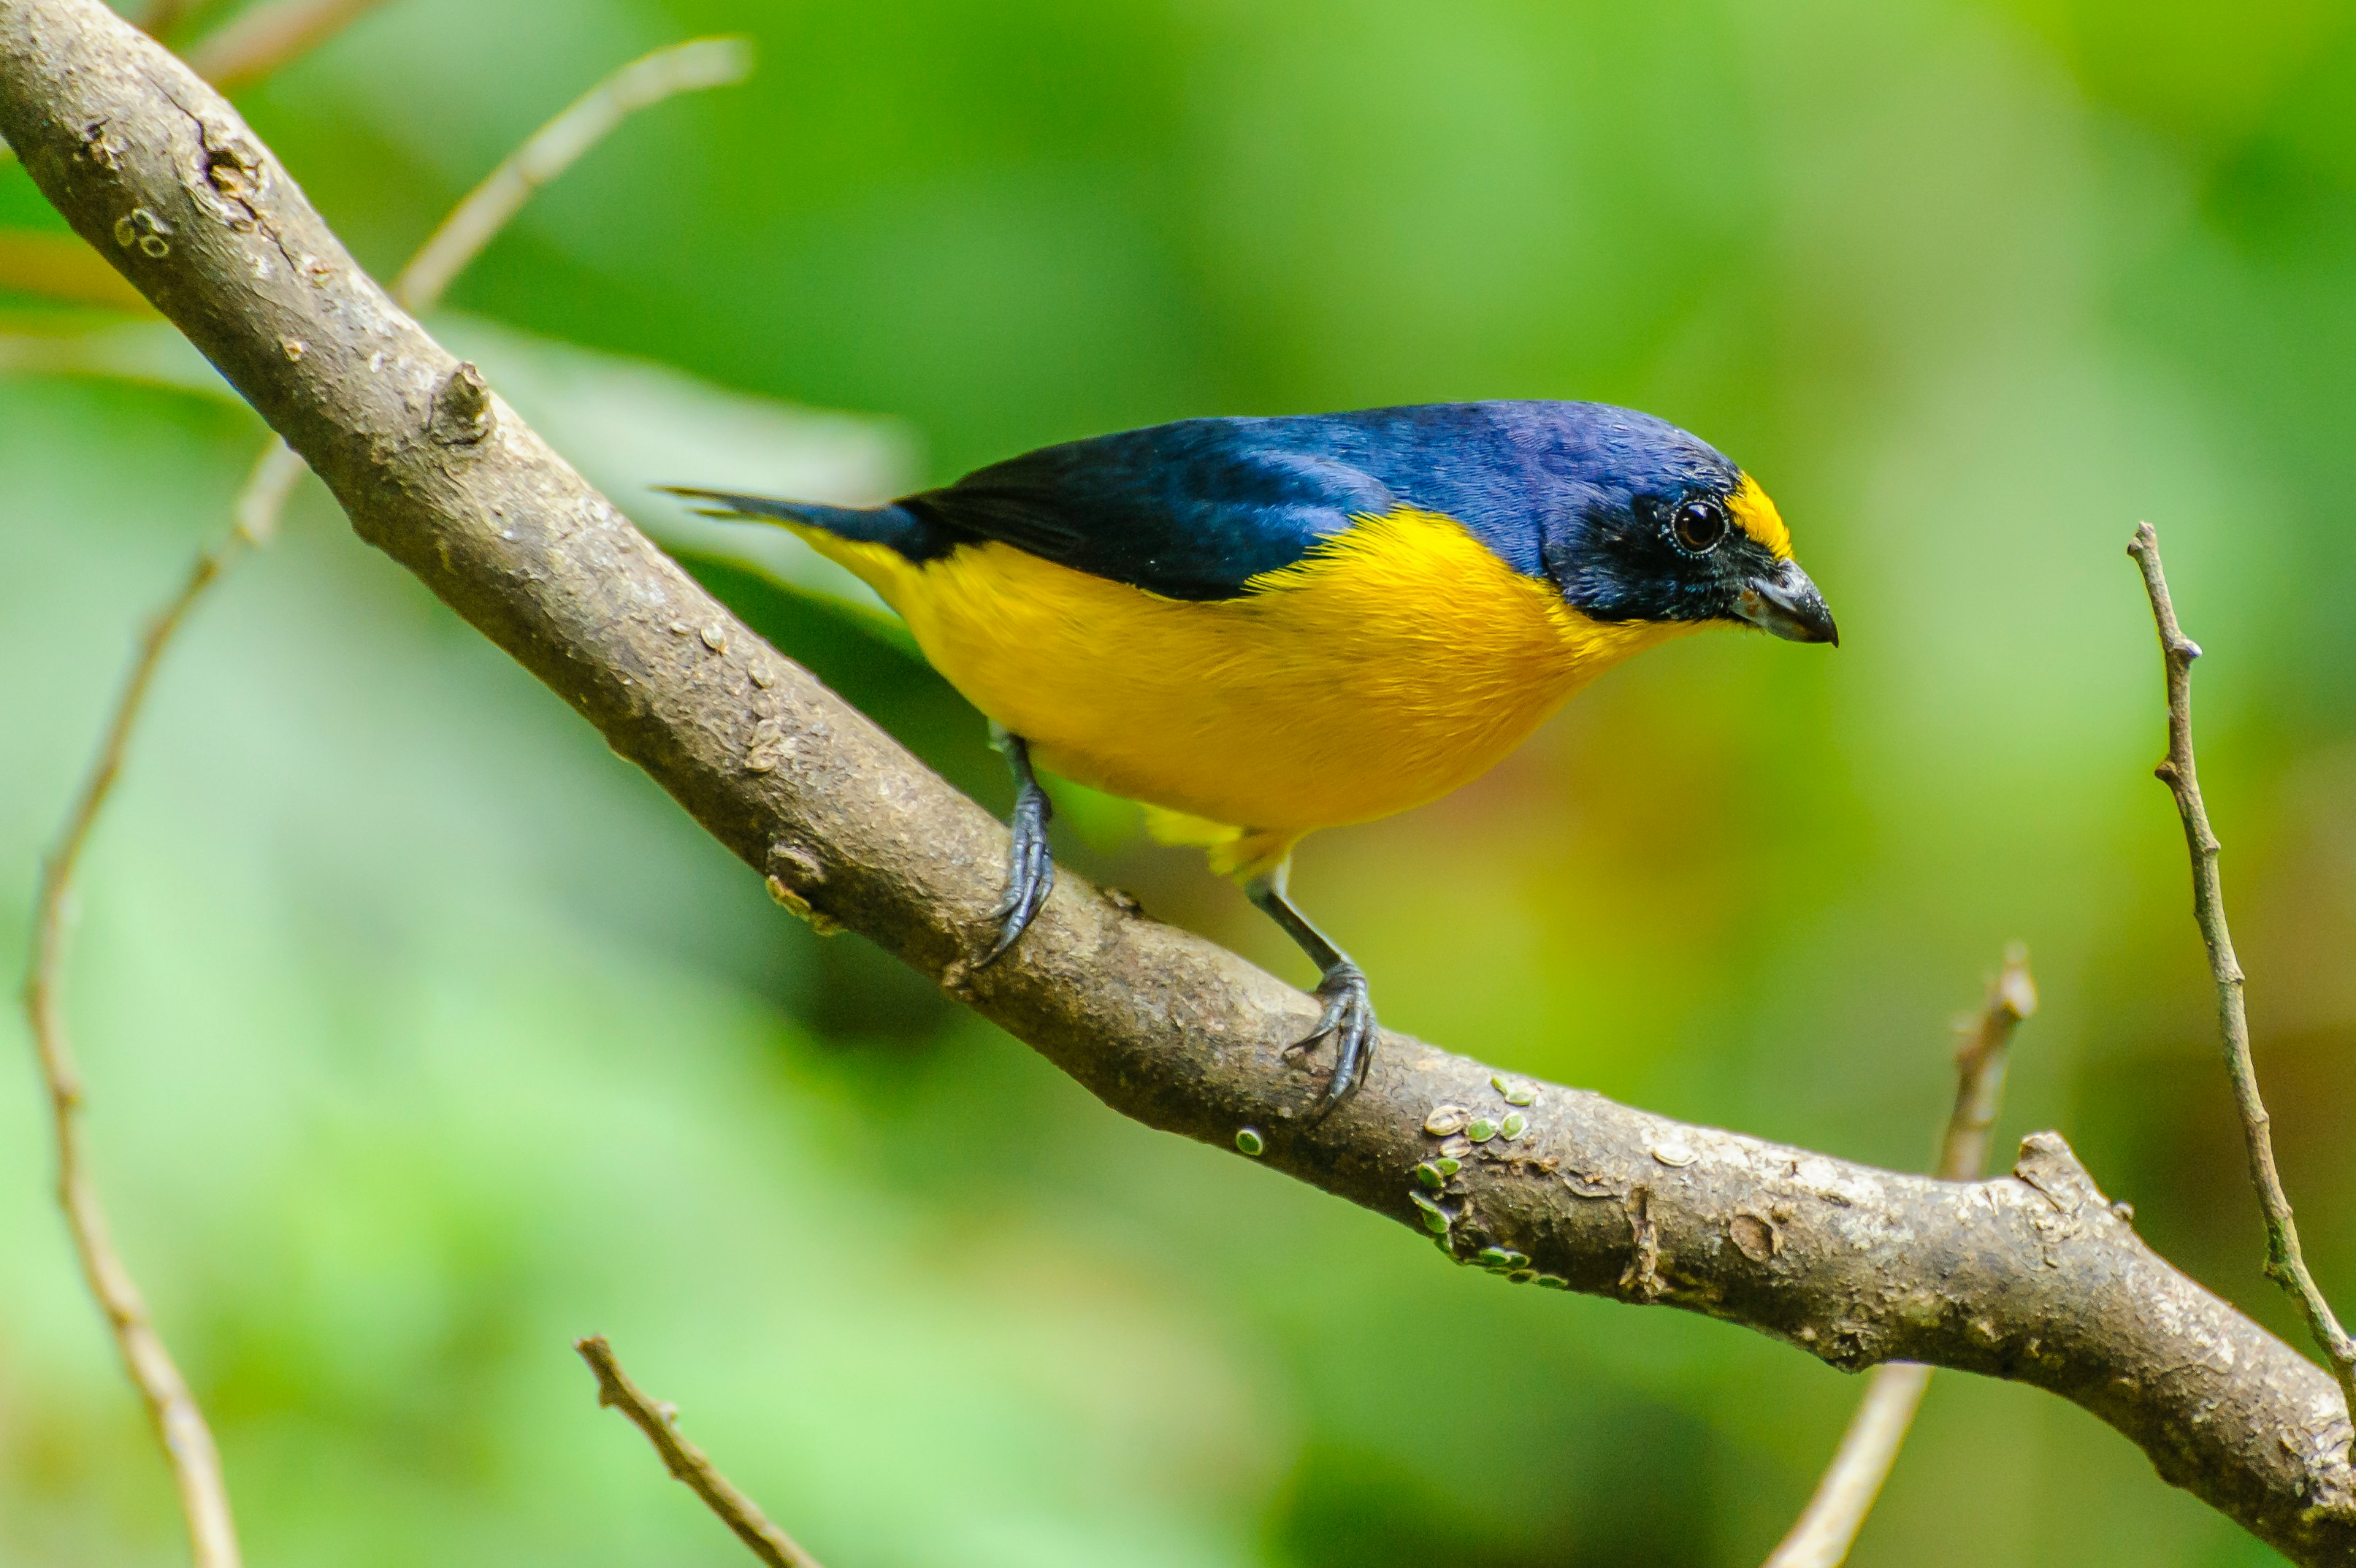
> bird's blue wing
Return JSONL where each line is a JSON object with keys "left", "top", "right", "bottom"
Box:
{"left": 684, "top": 402, "right": 1713, "bottom": 600}
{"left": 912, "top": 417, "right": 1401, "bottom": 601}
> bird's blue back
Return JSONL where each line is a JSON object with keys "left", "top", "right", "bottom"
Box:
{"left": 911, "top": 400, "right": 1745, "bottom": 600}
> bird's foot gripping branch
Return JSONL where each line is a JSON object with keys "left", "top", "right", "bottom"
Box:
{"left": 3, "top": 2, "right": 2353, "bottom": 1563}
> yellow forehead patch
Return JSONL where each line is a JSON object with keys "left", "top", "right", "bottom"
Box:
{"left": 1727, "top": 473, "right": 1791, "bottom": 559}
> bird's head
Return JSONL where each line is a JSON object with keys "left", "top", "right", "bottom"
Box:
{"left": 1532, "top": 405, "right": 1837, "bottom": 647}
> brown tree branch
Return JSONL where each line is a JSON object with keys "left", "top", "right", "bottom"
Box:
{"left": 1763, "top": 944, "right": 2038, "bottom": 1568}
{"left": 3, "top": 8, "right": 2353, "bottom": 1559}
{"left": 574, "top": 1336, "right": 827, "bottom": 1568}
{"left": 2129, "top": 521, "right": 2356, "bottom": 1429}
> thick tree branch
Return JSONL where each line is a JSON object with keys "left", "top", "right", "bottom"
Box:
{"left": 2130, "top": 522, "right": 2356, "bottom": 1427}
{"left": 575, "top": 1336, "right": 826, "bottom": 1568}
{"left": 2, "top": 7, "right": 2352, "bottom": 1559}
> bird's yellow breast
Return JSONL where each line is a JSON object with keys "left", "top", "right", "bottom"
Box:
{"left": 796, "top": 509, "right": 1691, "bottom": 861}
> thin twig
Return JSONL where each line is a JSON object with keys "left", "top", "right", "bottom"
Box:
{"left": 574, "top": 1336, "right": 826, "bottom": 1568}
{"left": 232, "top": 437, "right": 307, "bottom": 546}
{"left": 391, "top": 36, "right": 751, "bottom": 313}
{"left": 1932, "top": 943, "right": 2038, "bottom": 1185}
{"left": 2, "top": 34, "right": 749, "bottom": 304}
{"left": 11, "top": 39, "right": 760, "bottom": 1568}
{"left": 2129, "top": 521, "right": 2356, "bottom": 1425}
{"left": 23, "top": 539, "right": 247, "bottom": 1568}
{"left": 1764, "top": 1364, "right": 1932, "bottom": 1568}
{"left": 18, "top": 429, "right": 307, "bottom": 1566}
{"left": 180, "top": 0, "right": 389, "bottom": 93}
{"left": 1762, "top": 944, "right": 2037, "bottom": 1568}
{"left": 0, "top": 0, "right": 384, "bottom": 164}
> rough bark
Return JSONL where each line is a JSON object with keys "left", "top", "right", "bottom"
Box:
{"left": 1, "top": 4, "right": 2349, "bottom": 1558}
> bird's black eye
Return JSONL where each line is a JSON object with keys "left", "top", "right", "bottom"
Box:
{"left": 1672, "top": 498, "right": 1727, "bottom": 554}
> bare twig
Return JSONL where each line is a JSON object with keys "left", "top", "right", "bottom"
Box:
{"left": 1764, "top": 944, "right": 2037, "bottom": 1568}
{"left": 180, "top": 0, "right": 388, "bottom": 93}
{"left": 1932, "top": 943, "right": 2038, "bottom": 1185}
{"left": 7, "top": 34, "right": 761, "bottom": 1568}
{"left": 2129, "top": 521, "right": 2356, "bottom": 1425}
{"left": 23, "top": 541, "right": 245, "bottom": 1568}
{"left": 9, "top": 12, "right": 2356, "bottom": 1557}
{"left": 1766, "top": 1364, "right": 1932, "bottom": 1568}
{"left": 232, "top": 437, "right": 307, "bottom": 546}
{"left": 16, "top": 421, "right": 318, "bottom": 1564}
{"left": 574, "top": 1336, "right": 825, "bottom": 1568}
{"left": 1, "top": 0, "right": 378, "bottom": 167}
{"left": 391, "top": 36, "right": 751, "bottom": 313}
{"left": 1, "top": 0, "right": 382, "bottom": 164}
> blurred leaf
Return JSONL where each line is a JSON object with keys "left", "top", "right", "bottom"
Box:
{"left": 0, "top": 310, "right": 919, "bottom": 643}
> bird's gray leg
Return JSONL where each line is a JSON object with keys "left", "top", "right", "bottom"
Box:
{"left": 1245, "top": 859, "right": 1376, "bottom": 1117}
{"left": 977, "top": 723, "right": 1054, "bottom": 966}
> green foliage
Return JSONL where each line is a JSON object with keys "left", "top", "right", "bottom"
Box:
{"left": 5, "top": 0, "right": 2355, "bottom": 1564}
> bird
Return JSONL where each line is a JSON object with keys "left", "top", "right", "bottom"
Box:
{"left": 668, "top": 399, "right": 1836, "bottom": 1115}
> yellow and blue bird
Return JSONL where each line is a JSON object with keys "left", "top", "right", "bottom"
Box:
{"left": 673, "top": 400, "right": 1835, "bottom": 1112}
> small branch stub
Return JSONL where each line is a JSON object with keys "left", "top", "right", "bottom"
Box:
{"left": 428, "top": 361, "right": 492, "bottom": 445}
{"left": 1618, "top": 1185, "right": 1663, "bottom": 1301}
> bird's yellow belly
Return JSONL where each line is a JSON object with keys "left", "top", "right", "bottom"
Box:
{"left": 798, "top": 510, "right": 1690, "bottom": 836}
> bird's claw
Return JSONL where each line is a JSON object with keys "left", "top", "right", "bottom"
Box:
{"left": 1285, "top": 963, "right": 1375, "bottom": 1118}
{"left": 977, "top": 778, "right": 1053, "bottom": 967}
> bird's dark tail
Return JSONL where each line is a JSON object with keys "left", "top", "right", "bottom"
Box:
{"left": 657, "top": 486, "right": 946, "bottom": 562}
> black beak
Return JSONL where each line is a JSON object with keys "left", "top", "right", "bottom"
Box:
{"left": 1734, "top": 559, "right": 1839, "bottom": 646}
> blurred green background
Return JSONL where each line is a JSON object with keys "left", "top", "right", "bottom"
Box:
{"left": 4, "top": 0, "right": 2354, "bottom": 1563}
